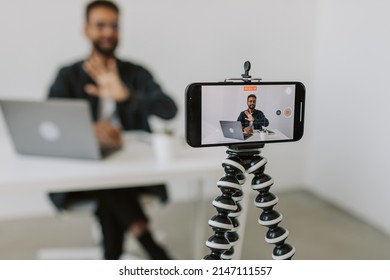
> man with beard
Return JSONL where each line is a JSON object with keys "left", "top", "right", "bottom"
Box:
{"left": 237, "top": 94, "right": 269, "bottom": 134}
{"left": 47, "top": 0, "right": 177, "bottom": 260}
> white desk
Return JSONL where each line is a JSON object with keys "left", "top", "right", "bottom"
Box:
{"left": 0, "top": 132, "right": 224, "bottom": 193}
{"left": 0, "top": 132, "right": 224, "bottom": 258}
{"left": 0, "top": 132, "right": 254, "bottom": 259}
{"left": 202, "top": 128, "right": 289, "bottom": 146}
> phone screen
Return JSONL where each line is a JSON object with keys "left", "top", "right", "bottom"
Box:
{"left": 185, "top": 82, "right": 305, "bottom": 147}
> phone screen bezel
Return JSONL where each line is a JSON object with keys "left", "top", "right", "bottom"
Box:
{"left": 185, "top": 81, "right": 305, "bottom": 148}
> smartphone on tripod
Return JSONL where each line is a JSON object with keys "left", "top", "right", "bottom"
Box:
{"left": 185, "top": 81, "right": 305, "bottom": 147}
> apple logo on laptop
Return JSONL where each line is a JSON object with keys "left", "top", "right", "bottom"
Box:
{"left": 39, "top": 121, "right": 61, "bottom": 142}
{"left": 229, "top": 128, "right": 234, "bottom": 133}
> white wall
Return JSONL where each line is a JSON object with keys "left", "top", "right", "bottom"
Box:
{"left": 0, "top": 0, "right": 316, "bottom": 219}
{"left": 3, "top": 0, "right": 389, "bottom": 238}
{"left": 305, "top": 0, "right": 390, "bottom": 234}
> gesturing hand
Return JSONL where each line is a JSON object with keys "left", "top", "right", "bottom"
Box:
{"left": 83, "top": 57, "right": 130, "bottom": 102}
{"left": 244, "top": 110, "right": 254, "bottom": 122}
{"left": 243, "top": 126, "right": 254, "bottom": 134}
{"left": 94, "top": 120, "right": 123, "bottom": 150}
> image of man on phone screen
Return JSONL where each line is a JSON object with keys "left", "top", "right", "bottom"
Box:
{"left": 237, "top": 94, "right": 269, "bottom": 134}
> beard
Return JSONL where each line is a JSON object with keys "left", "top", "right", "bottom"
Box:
{"left": 92, "top": 39, "right": 118, "bottom": 57}
{"left": 248, "top": 104, "right": 255, "bottom": 110}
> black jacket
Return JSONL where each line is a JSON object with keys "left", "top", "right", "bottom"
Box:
{"left": 48, "top": 59, "right": 177, "bottom": 131}
{"left": 48, "top": 59, "right": 177, "bottom": 209}
{"left": 237, "top": 109, "right": 269, "bottom": 130}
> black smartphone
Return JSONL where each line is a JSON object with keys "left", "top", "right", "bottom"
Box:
{"left": 185, "top": 81, "right": 305, "bottom": 147}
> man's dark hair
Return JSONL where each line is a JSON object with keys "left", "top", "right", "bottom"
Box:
{"left": 247, "top": 94, "right": 257, "bottom": 101}
{"left": 86, "top": 0, "right": 120, "bottom": 22}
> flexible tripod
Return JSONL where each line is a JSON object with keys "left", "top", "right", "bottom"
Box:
{"left": 203, "top": 62, "right": 295, "bottom": 260}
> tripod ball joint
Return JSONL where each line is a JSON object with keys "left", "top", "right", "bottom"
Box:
{"left": 246, "top": 155, "right": 267, "bottom": 175}
{"left": 222, "top": 156, "right": 245, "bottom": 176}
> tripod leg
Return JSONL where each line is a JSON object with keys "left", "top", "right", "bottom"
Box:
{"left": 222, "top": 198, "right": 241, "bottom": 259}
{"left": 203, "top": 155, "right": 245, "bottom": 260}
{"left": 203, "top": 189, "right": 236, "bottom": 260}
{"left": 222, "top": 171, "right": 245, "bottom": 260}
{"left": 248, "top": 154, "right": 296, "bottom": 260}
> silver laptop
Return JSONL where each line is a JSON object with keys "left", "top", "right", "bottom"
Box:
{"left": 219, "top": 120, "right": 252, "bottom": 141}
{"left": 0, "top": 99, "right": 118, "bottom": 160}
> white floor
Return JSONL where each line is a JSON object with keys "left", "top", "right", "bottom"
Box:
{"left": 0, "top": 190, "right": 389, "bottom": 260}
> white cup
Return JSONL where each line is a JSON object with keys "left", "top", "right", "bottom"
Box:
{"left": 151, "top": 133, "right": 175, "bottom": 162}
{"left": 260, "top": 130, "right": 268, "bottom": 140}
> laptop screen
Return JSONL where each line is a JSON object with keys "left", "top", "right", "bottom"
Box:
{"left": 0, "top": 99, "right": 105, "bottom": 160}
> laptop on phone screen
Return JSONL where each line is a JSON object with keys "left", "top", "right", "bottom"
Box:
{"left": 219, "top": 120, "right": 252, "bottom": 141}
{"left": 0, "top": 99, "right": 118, "bottom": 160}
